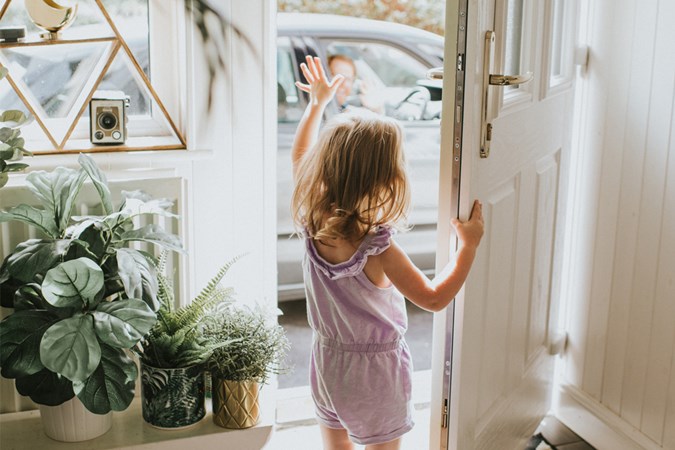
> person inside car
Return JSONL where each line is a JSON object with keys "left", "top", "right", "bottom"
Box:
{"left": 327, "top": 54, "right": 384, "bottom": 114}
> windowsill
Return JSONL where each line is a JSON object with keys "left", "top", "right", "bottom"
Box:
{"left": 0, "top": 389, "right": 274, "bottom": 450}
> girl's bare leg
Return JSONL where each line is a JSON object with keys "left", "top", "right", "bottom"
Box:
{"left": 319, "top": 423, "right": 354, "bottom": 450}
{"left": 365, "top": 438, "right": 402, "bottom": 450}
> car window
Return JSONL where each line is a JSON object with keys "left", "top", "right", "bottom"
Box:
{"left": 322, "top": 40, "right": 441, "bottom": 121}
{"left": 277, "top": 37, "right": 305, "bottom": 123}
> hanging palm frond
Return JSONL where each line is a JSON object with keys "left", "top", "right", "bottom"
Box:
{"left": 184, "top": 0, "right": 258, "bottom": 111}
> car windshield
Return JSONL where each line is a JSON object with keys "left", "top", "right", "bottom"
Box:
{"left": 323, "top": 40, "right": 442, "bottom": 121}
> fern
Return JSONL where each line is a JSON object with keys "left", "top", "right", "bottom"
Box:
{"left": 135, "top": 255, "right": 241, "bottom": 368}
{"left": 191, "top": 254, "right": 243, "bottom": 305}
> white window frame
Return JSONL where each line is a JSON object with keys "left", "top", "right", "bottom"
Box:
{"left": 493, "top": 0, "right": 538, "bottom": 116}
{"left": 541, "top": 0, "right": 577, "bottom": 98}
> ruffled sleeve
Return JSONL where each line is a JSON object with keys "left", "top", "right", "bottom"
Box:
{"left": 305, "top": 226, "right": 394, "bottom": 280}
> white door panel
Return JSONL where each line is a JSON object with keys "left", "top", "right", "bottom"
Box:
{"left": 431, "top": 0, "right": 576, "bottom": 448}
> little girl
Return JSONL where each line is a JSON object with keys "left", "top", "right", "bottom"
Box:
{"left": 291, "top": 56, "right": 484, "bottom": 450}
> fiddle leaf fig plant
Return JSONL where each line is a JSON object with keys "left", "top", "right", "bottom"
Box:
{"left": 0, "top": 67, "right": 32, "bottom": 189}
{"left": 0, "top": 153, "right": 184, "bottom": 414}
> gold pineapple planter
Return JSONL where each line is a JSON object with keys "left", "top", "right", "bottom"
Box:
{"left": 212, "top": 379, "right": 260, "bottom": 429}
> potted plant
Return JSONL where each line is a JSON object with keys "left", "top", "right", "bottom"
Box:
{"left": 0, "top": 67, "right": 32, "bottom": 189}
{"left": 133, "top": 253, "right": 239, "bottom": 429}
{"left": 204, "top": 304, "right": 289, "bottom": 429}
{"left": 0, "top": 153, "right": 183, "bottom": 442}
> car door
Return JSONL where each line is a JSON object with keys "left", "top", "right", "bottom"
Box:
{"left": 430, "top": 0, "right": 577, "bottom": 448}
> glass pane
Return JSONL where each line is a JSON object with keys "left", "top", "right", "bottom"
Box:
{"left": 1, "top": 0, "right": 151, "bottom": 115}
{"left": 96, "top": 49, "right": 151, "bottom": 117}
{"left": 323, "top": 40, "right": 441, "bottom": 121}
{"left": 504, "top": 0, "right": 524, "bottom": 80}
{"left": 99, "top": 0, "right": 150, "bottom": 78}
{"left": 551, "top": 0, "right": 565, "bottom": 78}
{"left": 0, "top": 42, "right": 112, "bottom": 119}
{"left": 277, "top": 37, "right": 304, "bottom": 123}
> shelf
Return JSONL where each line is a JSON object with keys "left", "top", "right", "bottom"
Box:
{"left": 0, "top": 36, "right": 117, "bottom": 49}
{"left": 0, "top": 390, "right": 274, "bottom": 450}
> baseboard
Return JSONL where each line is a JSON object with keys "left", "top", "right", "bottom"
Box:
{"left": 555, "top": 383, "right": 662, "bottom": 450}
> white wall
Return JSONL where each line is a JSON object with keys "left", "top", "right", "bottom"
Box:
{"left": 559, "top": 0, "right": 675, "bottom": 447}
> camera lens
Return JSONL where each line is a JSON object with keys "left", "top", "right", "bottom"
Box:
{"left": 97, "top": 112, "right": 117, "bottom": 130}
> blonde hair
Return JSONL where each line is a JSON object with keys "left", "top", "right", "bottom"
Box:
{"left": 292, "top": 110, "right": 411, "bottom": 242}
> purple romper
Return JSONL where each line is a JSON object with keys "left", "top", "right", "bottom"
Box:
{"left": 302, "top": 226, "right": 414, "bottom": 445}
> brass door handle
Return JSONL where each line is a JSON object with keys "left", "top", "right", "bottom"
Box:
{"left": 489, "top": 72, "right": 533, "bottom": 86}
{"left": 481, "top": 31, "right": 533, "bottom": 158}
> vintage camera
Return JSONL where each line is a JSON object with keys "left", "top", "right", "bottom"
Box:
{"left": 89, "top": 91, "right": 129, "bottom": 145}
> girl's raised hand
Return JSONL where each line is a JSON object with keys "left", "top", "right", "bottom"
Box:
{"left": 295, "top": 55, "right": 344, "bottom": 108}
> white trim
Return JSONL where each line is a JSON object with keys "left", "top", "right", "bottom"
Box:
{"left": 556, "top": 383, "right": 662, "bottom": 450}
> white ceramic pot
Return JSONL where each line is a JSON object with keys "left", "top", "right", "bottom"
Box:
{"left": 39, "top": 397, "right": 112, "bottom": 442}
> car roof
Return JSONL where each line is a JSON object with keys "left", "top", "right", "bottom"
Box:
{"left": 277, "top": 12, "right": 444, "bottom": 46}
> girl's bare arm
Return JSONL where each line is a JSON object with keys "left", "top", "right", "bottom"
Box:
{"left": 292, "top": 56, "right": 344, "bottom": 181}
{"left": 381, "top": 200, "right": 484, "bottom": 312}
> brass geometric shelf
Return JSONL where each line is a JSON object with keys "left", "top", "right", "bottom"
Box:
{"left": 0, "top": 0, "right": 186, "bottom": 154}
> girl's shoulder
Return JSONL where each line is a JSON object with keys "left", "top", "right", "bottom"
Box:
{"left": 304, "top": 225, "right": 395, "bottom": 280}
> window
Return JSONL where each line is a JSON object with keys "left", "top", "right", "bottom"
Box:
{"left": 0, "top": 0, "right": 184, "bottom": 153}
{"left": 277, "top": 37, "right": 305, "bottom": 123}
{"left": 322, "top": 40, "right": 441, "bottom": 121}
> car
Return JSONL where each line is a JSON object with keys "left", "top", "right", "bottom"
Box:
{"left": 276, "top": 13, "right": 445, "bottom": 301}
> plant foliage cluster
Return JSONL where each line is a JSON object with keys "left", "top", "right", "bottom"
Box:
{"left": 0, "top": 67, "right": 31, "bottom": 188}
{"left": 135, "top": 254, "right": 239, "bottom": 369}
{"left": 204, "top": 305, "right": 290, "bottom": 384}
{"left": 0, "top": 154, "right": 183, "bottom": 414}
{"left": 278, "top": 0, "right": 445, "bottom": 36}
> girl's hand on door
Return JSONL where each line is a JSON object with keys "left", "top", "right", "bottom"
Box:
{"left": 452, "top": 200, "right": 484, "bottom": 250}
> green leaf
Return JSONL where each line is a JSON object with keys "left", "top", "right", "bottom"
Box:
{"left": 0, "top": 205, "right": 59, "bottom": 238}
{"left": 0, "top": 310, "right": 59, "bottom": 378}
{"left": 14, "top": 283, "right": 44, "bottom": 310}
{"left": 0, "top": 110, "right": 29, "bottom": 128}
{"left": 0, "top": 127, "right": 18, "bottom": 140}
{"left": 26, "top": 167, "right": 87, "bottom": 233}
{"left": 42, "top": 258, "right": 104, "bottom": 309}
{"left": 15, "top": 368, "right": 75, "bottom": 406}
{"left": 0, "top": 148, "right": 14, "bottom": 160}
{"left": 116, "top": 248, "right": 159, "bottom": 311}
{"left": 78, "top": 154, "right": 113, "bottom": 215}
{"left": 6, "top": 239, "right": 70, "bottom": 283}
{"left": 74, "top": 344, "right": 137, "bottom": 413}
{"left": 93, "top": 299, "right": 156, "bottom": 348}
{"left": 66, "top": 220, "right": 107, "bottom": 261}
{"left": 40, "top": 313, "right": 101, "bottom": 383}
{"left": 6, "top": 163, "right": 29, "bottom": 172}
{"left": 118, "top": 225, "right": 185, "bottom": 253}
{"left": 0, "top": 66, "right": 7, "bottom": 80}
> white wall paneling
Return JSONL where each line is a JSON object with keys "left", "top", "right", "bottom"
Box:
{"left": 558, "top": 0, "right": 675, "bottom": 446}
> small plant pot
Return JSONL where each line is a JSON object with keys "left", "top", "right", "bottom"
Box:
{"left": 211, "top": 378, "right": 260, "bottom": 429}
{"left": 39, "top": 396, "right": 112, "bottom": 442}
{"left": 140, "top": 363, "right": 205, "bottom": 429}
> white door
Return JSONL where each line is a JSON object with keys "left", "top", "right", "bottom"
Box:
{"left": 430, "top": 0, "right": 578, "bottom": 448}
